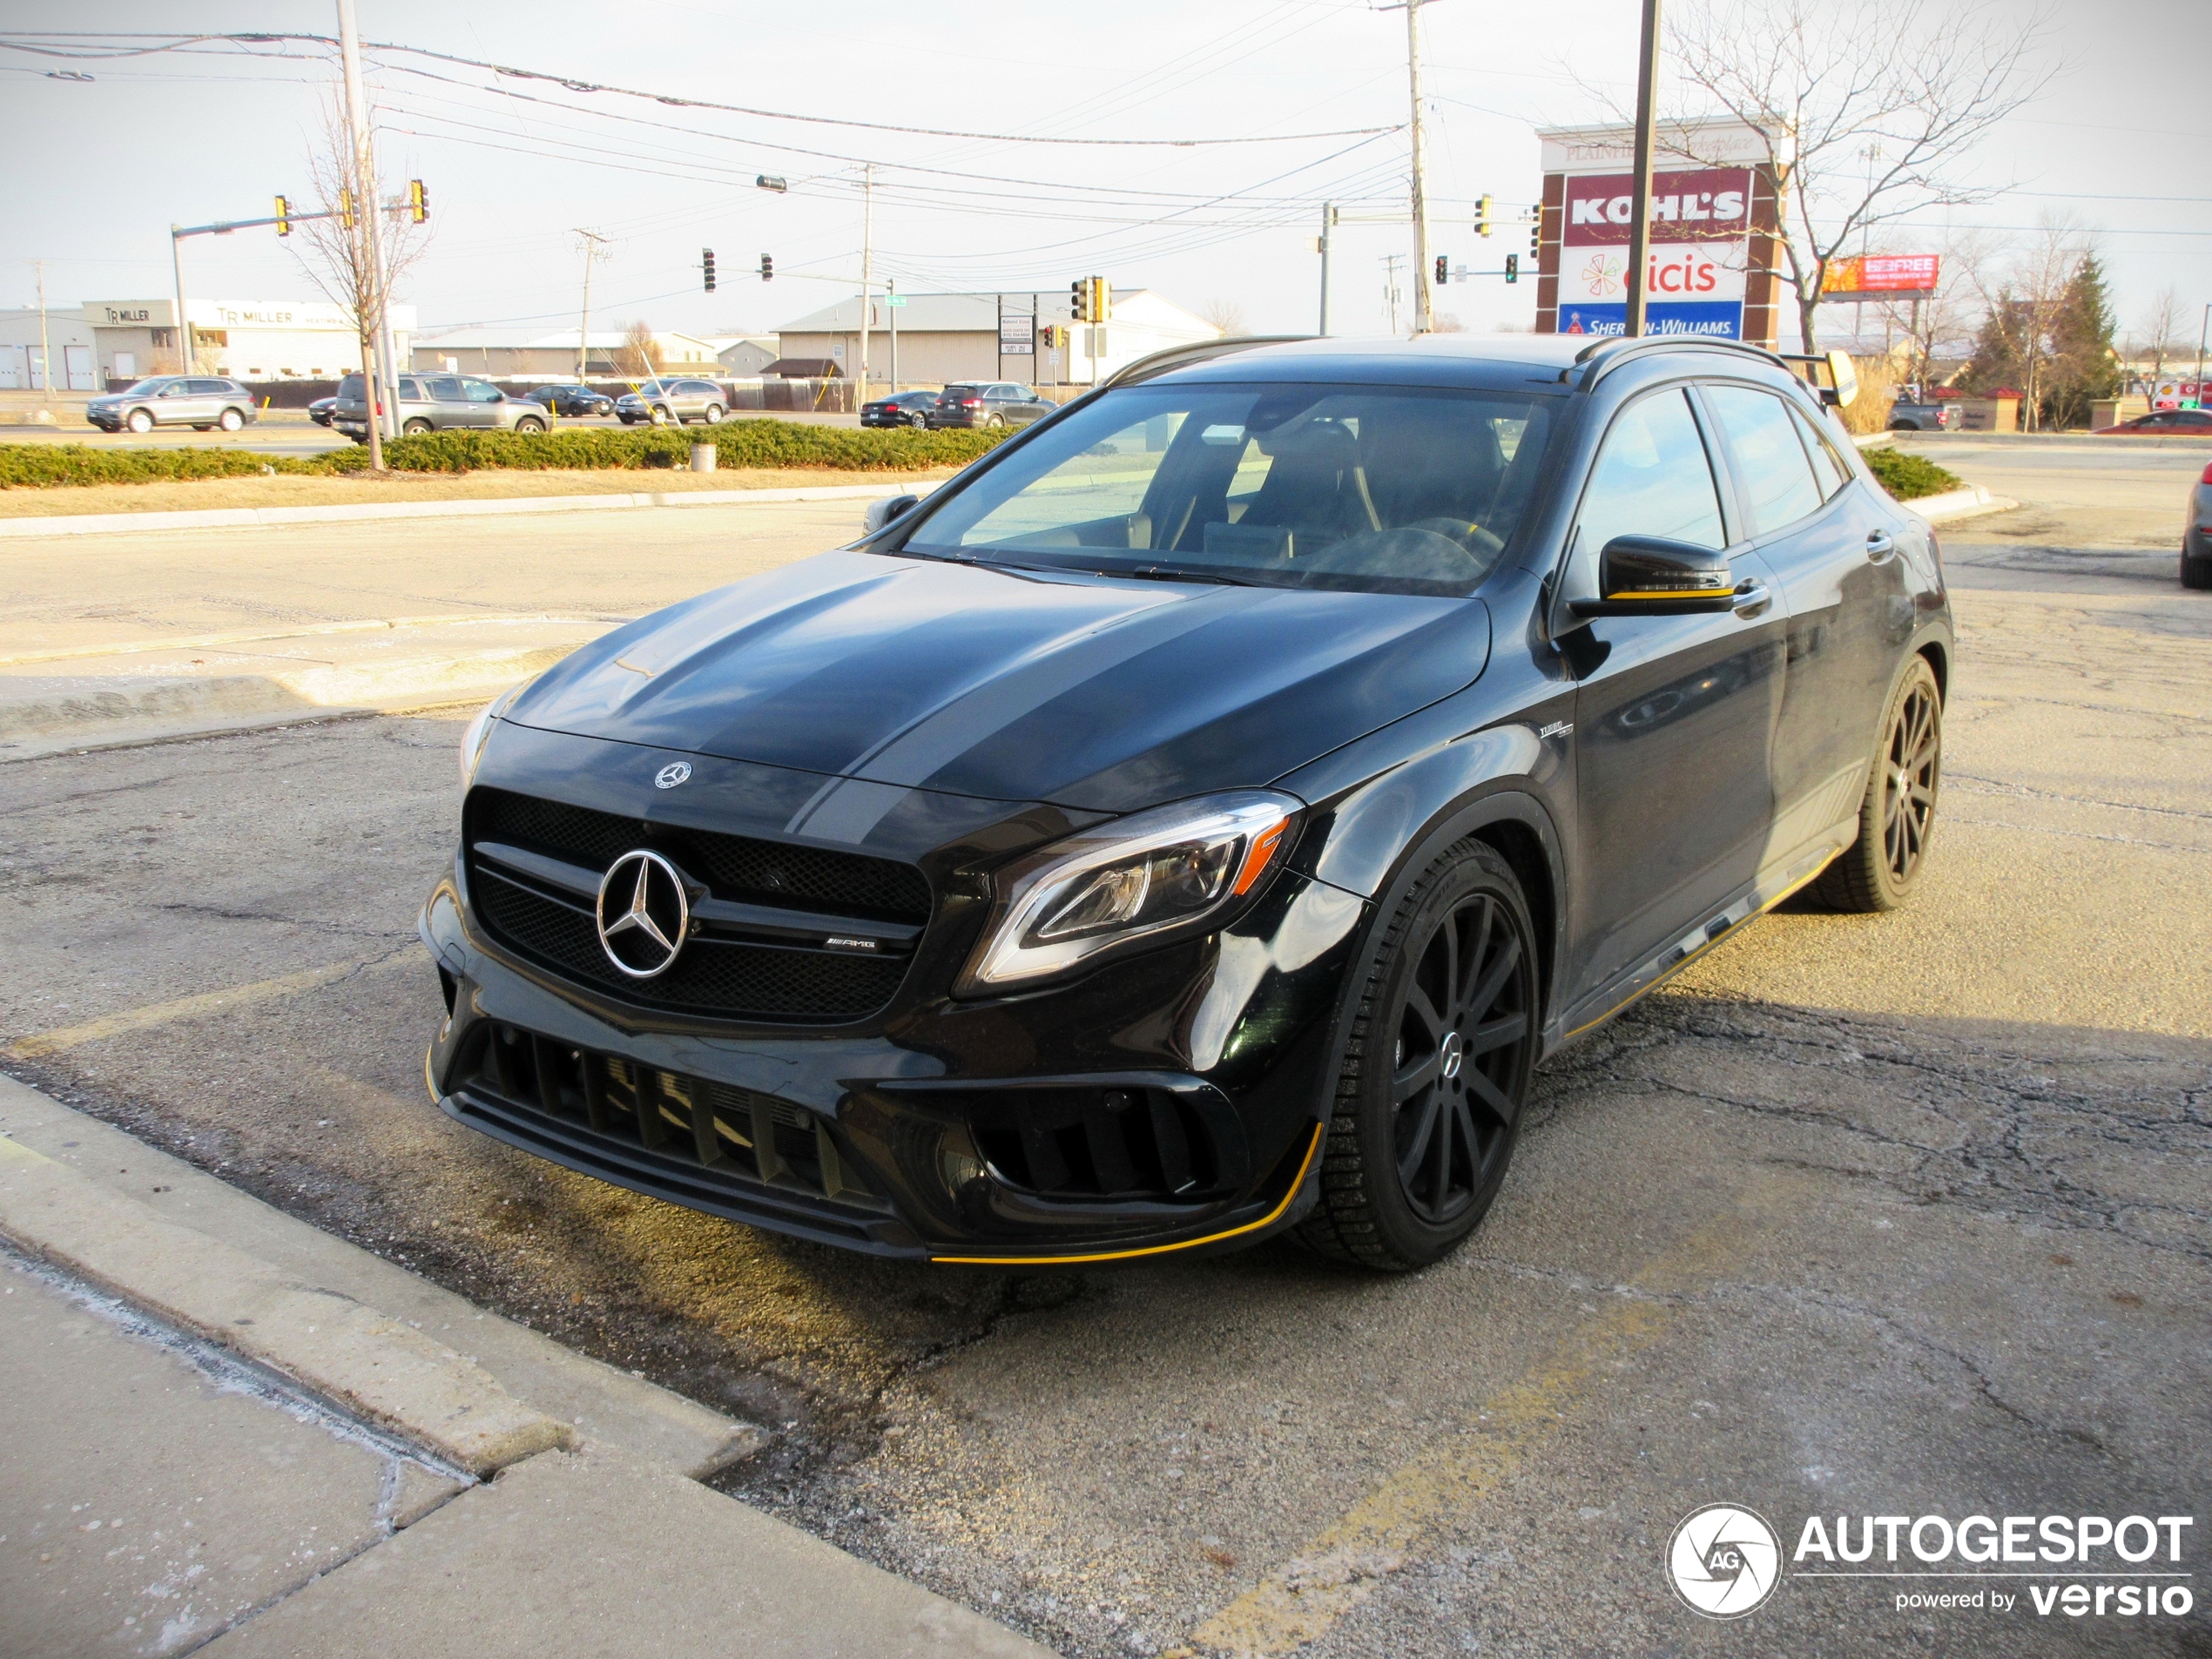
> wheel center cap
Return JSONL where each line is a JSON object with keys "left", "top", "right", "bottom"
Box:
{"left": 1439, "top": 1030, "right": 1465, "bottom": 1081}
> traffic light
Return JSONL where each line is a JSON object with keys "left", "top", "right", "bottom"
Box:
{"left": 1475, "top": 194, "right": 1494, "bottom": 237}
{"left": 273, "top": 195, "right": 292, "bottom": 236}
{"left": 338, "top": 188, "right": 355, "bottom": 231}
{"left": 1505, "top": 253, "right": 1519, "bottom": 285}
{"left": 1529, "top": 210, "right": 1541, "bottom": 258}
{"left": 759, "top": 253, "right": 773, "bottom": 282}
{"left": 1071, "top": 279, "right": 1089, "bottom": 322}
{"left": 701, "top": 248, "right": 717, "bottom": 293}
{"left": 1095, "top": 279, "right": 1112, "bottom": 321}
{"left": 408, "top": 179, "right": 428, "bottom": 224}
{"left": 1434, "top": 254, "right": 1448, "bottom": 287}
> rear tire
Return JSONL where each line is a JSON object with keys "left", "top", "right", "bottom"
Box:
{"left": 703, "top": 403, "right": 724, "bottom": 424}
{"left": 984, "top": 413, "right": 1007, "bottom": 429}
{"left": 218, "top": 408, "right": 245, "bottom": 432}
{"left": 2183, "top": 547, "right": 2212, "bottom": 590}
{"left": 402, "top": 418, "right": 433, "bottom": 436}
{"left": 1812, "top": 654, "right": 1943, "bottom": 913}
{"left": 1298, "top": 840, "right": 1537, "bottom": 1271}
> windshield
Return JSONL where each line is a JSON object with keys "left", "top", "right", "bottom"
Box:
{"left": 901, "top": 381, "right": 1557, "bottom": 596}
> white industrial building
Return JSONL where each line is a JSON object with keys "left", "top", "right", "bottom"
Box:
{"left": 67, "top": 299, "right": 415, "bottom": 386}
{"left": 774, "top": 290, "right": 1218, "bottom": 388}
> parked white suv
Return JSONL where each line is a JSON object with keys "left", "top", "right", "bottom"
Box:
{"left": 87, "top": 377, "right": 259, "bottom": 435}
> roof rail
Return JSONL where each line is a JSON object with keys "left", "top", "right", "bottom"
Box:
{"left": 1098, "top": 334, "right": 1313, "bottom": 392}
{"left": 1572, "top": 334, "right": 1790, "bottom": 383}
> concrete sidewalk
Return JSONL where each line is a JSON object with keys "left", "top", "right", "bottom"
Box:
{"left": 0, "top": 1076, "right": 1057, "bottom": 1659}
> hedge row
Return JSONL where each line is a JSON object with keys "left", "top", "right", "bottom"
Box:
{"left": 320, "top": 420, "right": 1007, "bottom": 475}
{"left": 0, "top": 444, "right": 331, "bottom": 489}
{"left": 1860, "top": 445, "right": 1962, "bottom": 502}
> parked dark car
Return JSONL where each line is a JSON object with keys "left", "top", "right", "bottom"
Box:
{"left": 424, "top": 333, "right": 1952, "bottom": 1271}
{"left": 528, "top": 383, "right": 617, "bottom": 418}
{"left": 615, "top": 379, "right": 727, "bottom": 426}
{"left": 307, "top": 395, "right": 338, "bottom": 428}
{"left": 87, "top": 376, "right": 258, "bottom": 434}
{"left": 2096, "top": 408, "right": 2212, "bottom": 435}
{"left": 861, "top": 389, "right": 941, "bottom": 429}
{"left": 1887, "top": 398, "right": 1955, "bottom": 431}
{"left": 928, "top": 381, "right": 1055, "bottom": 429}
{"left": 2185, "top": 459, "right": 2212, "bottom": 590}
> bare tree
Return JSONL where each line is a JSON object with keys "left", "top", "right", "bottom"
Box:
{"left": 1872, "top": 230, "right": 1995, "bottom": 392}
{"left": 288, "top": 99, "right": 430, "bottom": 469}
{"left": 621, "top": 320, "right": 660, "bottom": 380}
{"left": 1964, "top": 216, "right": 2088, "bottom": 432}
{"left": 1198, "top": 298, "right": 1247, "bottom": 336}
{"left": 1663, "top": 0, "right": 2052, "bottom": 352}
{"left": 2134, "top": 287, "right": 2185, "bottom": 399}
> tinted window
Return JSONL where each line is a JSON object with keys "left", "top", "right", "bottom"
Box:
{"left": 337, "top": 374, "right": 365, "bottom": 400}
{"left": 681, "top": 381, "right": 716, "bottom": 395}
{"left": 907, "top": 381, "right": 1556, "bottom": 597}
{"left": 1575, "top": 388, "right": 1725, "bottom": 554}
{"left": 187, "top": 379, "right": 227, "bottom": 395}
{"left": 2182, "top": 411, "right": 2212, "bottom": 428}
{"left": 1791, "top": 405, "right": 1851, "bottom": 499}
{"left": 1705, "top": 385, "right": 1825, "bottom": 536}
{"left": 425, "top": 377, "right": 462, "bottom": 401}
{"left": 944, "top": 385, "right": 980, "bottom": 400}
{"left": 464, "top": 380, "right": 503, "bottom": 402}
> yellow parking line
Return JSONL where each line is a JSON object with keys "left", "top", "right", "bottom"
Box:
{"left": 5, "top": 956, "right": 394, "bottom": 1060}
{"left": 1177, "top": 1213, "right": 1749, "bottom": 1659}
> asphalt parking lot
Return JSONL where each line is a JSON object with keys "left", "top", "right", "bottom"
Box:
{"left": 2, "top": 438, "right": 2207, "bottom": 1656}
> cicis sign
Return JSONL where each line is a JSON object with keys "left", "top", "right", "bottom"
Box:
{"left": 1822, "top": 254, "right": 1941, "bottom": 297}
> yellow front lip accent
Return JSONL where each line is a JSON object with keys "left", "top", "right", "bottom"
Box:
{"left": 931, "top": 1120, "right": 1326, "bottom": 1266}
{"left": 1604, "top": 588, "right": 1730, "bottom": 599}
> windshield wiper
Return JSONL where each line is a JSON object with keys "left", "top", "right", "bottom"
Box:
{"left": 1108, "top": 563, "right": 1264, "bottom": 588}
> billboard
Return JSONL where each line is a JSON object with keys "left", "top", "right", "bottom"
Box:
{"left": 1554, "top": 167, "right": 1755, "bottom": 340}
{"left": 1821, "top": 254, "right": 1940, "bottom": 299}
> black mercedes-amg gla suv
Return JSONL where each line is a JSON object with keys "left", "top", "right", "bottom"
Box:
{"left": 422, "top": 333, "right": 1951, "bottom": 1271}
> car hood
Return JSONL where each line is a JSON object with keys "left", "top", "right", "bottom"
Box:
{"left": 504, "top": 549, "right": 1492, "bottom": 813}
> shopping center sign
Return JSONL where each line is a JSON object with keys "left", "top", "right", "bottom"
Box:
{"left": 1555, "top": 166, "right": 1755, "bottom": 340}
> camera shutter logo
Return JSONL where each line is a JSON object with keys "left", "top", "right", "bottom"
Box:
{"left": 654, "top": 760, "right": 692, "bottom": 789}
{"left": 1667, "top": 1503, "right": 1782, "bottom": 1619}
{"left": 596, "top": 849, "right": 691, "bottom": 978}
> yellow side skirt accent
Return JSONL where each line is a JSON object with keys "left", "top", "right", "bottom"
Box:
{"left": 931, "top": 1121, "right": 1326, "bottom": 1267}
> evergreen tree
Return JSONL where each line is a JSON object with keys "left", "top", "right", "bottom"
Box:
{"left": 2043, "top": 253, "right": 2120, "bottom": 428}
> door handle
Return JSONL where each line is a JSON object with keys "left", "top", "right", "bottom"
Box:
{"left": 1865, "top": 529, "right": 1897, "bottom": 563}
{"left": 1731, "top": 579, "right": 1772, "bottom": 619}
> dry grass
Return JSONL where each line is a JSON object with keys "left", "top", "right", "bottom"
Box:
{"left": 0, "top": 466, "right": 961, "bottom": 519}
{"left": 1840, "top": 355, "right": 1899, "bottom": 435}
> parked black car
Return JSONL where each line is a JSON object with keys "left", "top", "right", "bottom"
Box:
{"left": 528, "top": 383, "right": 617, "bottom": 418}
{"left": 928, "top": 381, "right": 1055, "bottom": 429}
{"left": 861, "top": 389, "right": 941, "bottom": 429}
{"left": 307, "top": 396, "right": 338, "bottom": 428}
{"left": 424, "top": 333, "right": 1952, "bottom": 1270}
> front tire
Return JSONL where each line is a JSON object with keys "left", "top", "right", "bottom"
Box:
{"left": 1298, "top": 840, "right": 1538, "bottom": 1271}
{"left": 649, "top": 405, "right": 671, "bottom": 427}
{"left": 514, "top": 416, "right": 546, "bottom": 434}
{"left": 1813, "top": 654, "right": 1943, "bottom": 912}
{"left": 126, "top": 408, "right": 154, "bottom": 434}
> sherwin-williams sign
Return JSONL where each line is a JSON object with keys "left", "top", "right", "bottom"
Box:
{"left": 1555, "top": 166, "right": 1753, "bottom": 340}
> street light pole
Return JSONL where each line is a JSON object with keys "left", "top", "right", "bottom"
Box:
{"left": 33, "top": 260, "right": 53, "bottom": 395}
{"left": 2195, "top": 302, "right": 2209, "bottom": 410}
{"left": 1622, "top": 0, "right": 1663, "bottom": 338}
{"left": 1318, "top": 200, "right": 1337, "bottom": 336}
{"left": 1405, "top": 0, "right": 1431, "bottom": 334}
{"left": 857, "top": 163, "right": 874, "bottom": 412}
{"left": 574, "top": 229, "right": 609, "bottom": 383}
{"left": 169, "top": 227, "right": 193, "bottom": 377}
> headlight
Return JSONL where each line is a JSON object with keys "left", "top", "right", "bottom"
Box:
{"left": 458, "top": 680, "right": 530, "bottom": 789}
{"left": 956, "top": 791, "right": 1299, "bottom": 994}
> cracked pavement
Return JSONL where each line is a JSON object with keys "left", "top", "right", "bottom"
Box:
{"left": 0, "top": 450, "right": 2206, "bottom": 1656}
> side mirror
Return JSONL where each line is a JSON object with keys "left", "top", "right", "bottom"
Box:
{"left": 1824, "top": 348, "right": 1859, "bottom": 409}
{"left": 1570, "top": 535, "right": 1736, "bottom": 617}
{"left": 863, "top": 494, "right": 920, "bottom": 535}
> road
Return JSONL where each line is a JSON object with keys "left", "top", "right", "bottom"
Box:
{"left": 1, "top": 439, "right": 2207, "bottom": 1657}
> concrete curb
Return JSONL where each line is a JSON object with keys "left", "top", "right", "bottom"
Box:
{"left": 0, "top": 1075, "right": 759, "bottom": 1478}
{"left": 0, "top": 478, "right": 936, "bottom": 539}
{"left": 0, "top": 1131, "right": 569, "bottom": 1476}
{"left": 1911, "top": 483, "right": 2019, "bottom": 523}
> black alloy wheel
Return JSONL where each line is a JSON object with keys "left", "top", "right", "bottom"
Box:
{"left": 1300, "top": 840, "right": 1538, "bottom": 1270}
{"left": 1814, "top": 653, "right": 1943, "bottom": 912}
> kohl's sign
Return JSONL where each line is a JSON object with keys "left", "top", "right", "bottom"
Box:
{"left": 1559, "top": 166, "right": 1753, "bottom": 341}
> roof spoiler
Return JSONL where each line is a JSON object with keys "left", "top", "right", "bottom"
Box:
{"left": 1097, "top": 335, "right": 1314, "bottom": 392}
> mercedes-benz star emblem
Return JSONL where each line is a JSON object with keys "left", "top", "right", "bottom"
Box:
{"left": 654, "top": 761, "right": 692, "bottom": 790}
{"left": 596, "top": 849, "right": 691, "bottom": 978}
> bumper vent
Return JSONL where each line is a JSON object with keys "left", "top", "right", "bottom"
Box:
{"left": 968, "top": 1085, "right": 1229, "bottom": 1202}
{"left": 452, "top": 1021, "right": 896, "bottom": 1240}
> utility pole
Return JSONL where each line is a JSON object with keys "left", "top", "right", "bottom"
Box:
{"left": 574, "top": 229, "right": 609, "bottom": 382}
{"left": 1622, "top": 0, "right": 1662, "bottom": 338}
{"left": 887, "top": 278, "right": 898, "bottom": 392}
{"left": 856, "top": 162, "right": 874, "bottom": 413}
{"left": 1318, "top": 201, "right": 1338, "bottom": 335}
{"left": 32, "top": 260, "right": 53, "bottom": 395}
{"left": 168, "top": 229, "right": 193, "bottom": 377}
{"left": 334, "top": 0, "right": 388, "bottom": 465}
{"left": 2195, "top": 303, "right": 2209, "bottom": 410}
{"left": 1381, "top": 254, "right": 1406, "bottom": 335}
{"left": 1404, "top": 0, "right": 1432, "bottom": 334}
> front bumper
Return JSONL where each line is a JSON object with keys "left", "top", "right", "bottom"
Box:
{"left": 419, "top": 729, "right": 1362, "bottom": 1263}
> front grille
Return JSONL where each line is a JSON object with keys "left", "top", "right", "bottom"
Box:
{"left": 452, "top": 1020, "right": 894, "bottom": 1238}
{"left": 464, "top": 786, "right": 929, "bottom": 1023}
{"left": 968, "top": 1085, "right": 1226, "bottom": 1202}
{"left": 474, "top": 789, "right": 930, "bottom": 923}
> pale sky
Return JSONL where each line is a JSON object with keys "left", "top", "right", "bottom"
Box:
{"left": 2, "top": 1, "right": 2206, "bottom": 348}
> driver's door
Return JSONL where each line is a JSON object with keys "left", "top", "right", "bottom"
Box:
{"left": 1561, "top": 385, "right": 1789, "bottom": 1012}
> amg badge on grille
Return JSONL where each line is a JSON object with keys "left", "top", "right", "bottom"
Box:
{"left": 596, "top": 849, "right": 691, "bottom": 978}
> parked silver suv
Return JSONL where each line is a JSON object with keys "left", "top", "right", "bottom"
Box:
{"left": 332, "top": 374, "right": 550, "bottom": 442}
{"left": 614, "top": 378, "right": 728, "bottom": 426}
{"left": 87, "top": 376, "right": 259, "bottom": 435}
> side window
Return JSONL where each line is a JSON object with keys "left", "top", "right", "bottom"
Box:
{"left": 428, "top": 377, "right": 464, "bottom": 401}
{"left": 464, "top": 380, "right": 503, "bottom": 402}
{"left": 1790, "top": 405, "right": 1851, "bottom": 499}
{"left": 188, "top": 378, "right": 226, "bottom": 395}
{"left": 400, "top": 378, "right": 428, "bottom": 401}
{"left": 1705, "top": 385, "right": 1825, "bottom": 535}
{"left": 1574, "top": 388, "right": 1727, "bottom": 559}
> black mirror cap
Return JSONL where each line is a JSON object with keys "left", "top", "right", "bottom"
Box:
{"left": 1571, "top": 534, "right": 1736, "bottom": 617}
